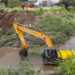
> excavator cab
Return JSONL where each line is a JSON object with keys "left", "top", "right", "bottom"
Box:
{"left": 42, "top": 47, "right": 62, "bottom": 64}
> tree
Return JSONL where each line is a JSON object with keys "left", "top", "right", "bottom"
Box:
{"left": 8, "top": 0, "right": 19, "bottom": 7}
{"left": 1, "top": 0, "right": 8, "bottom": 6}
{"left": 60, "top": 0, "right": 75, "bottom": 9}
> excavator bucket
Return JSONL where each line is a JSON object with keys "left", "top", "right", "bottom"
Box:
{"left": 19, "top": 49, "right": 27, "bottom": 57}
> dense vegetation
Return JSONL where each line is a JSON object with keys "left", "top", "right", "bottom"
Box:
{"left": 58, "top": 0, "right": 75, "bottom": 9}
{"left": 34, "top": 8, "right": 75, "bottom": 44}
{"left": 8, "top": 0, "right": 19, "bottom": 8}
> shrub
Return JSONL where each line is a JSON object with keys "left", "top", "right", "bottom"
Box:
{"left": 0, "top": 28, "right": 2, "bottom": 33}
{"left": 34, "top": 8, "right": 44, "bottom": 15}
{"left": 0, "top": 4, "right": 3, "bottom": 9}
{"left": 33, "top": 44, "right": 40, "bottom": 49}
{"left": 29, "top": 53, "right": 40, "bottom": 57}
{"left": 54, "top": 53, "right": 75, "bottom": 75}
{"left": 8, "top": 0, "right": 19, "bottom": 8}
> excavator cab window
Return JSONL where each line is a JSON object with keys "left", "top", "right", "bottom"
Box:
{"left": 42, "top": 47, "right": 58, "bottom": 62}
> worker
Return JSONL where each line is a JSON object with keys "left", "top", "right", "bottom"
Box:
{"left": 22, "top": 4, "right": 25, "bottom": 10}
{"left": 45, "top": 52, "right": 52, "bottom": 62}
{"left": 26, "top": 5, "right": 28, "bottom": 10}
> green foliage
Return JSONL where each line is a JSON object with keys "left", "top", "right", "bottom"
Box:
{"left": 54, "top": 53, "right": 75, "bottom": 75}
{"left": 8, "top": 0, "right": 19, "bottom": 8}
{"left": 34, "top": 8, "right": 44, "bottom": 15}
{"left": 0, "top": 28, "right": 2, "bottom": 33}
{"left": 33, "top": 44, "right": 40, "bottom": 49}
{"left": 51, "top": 31, "right": 57, "bottom": 35}
{"left": 0, "top": 28, "right": 17, "bottom": 46}
{"left": 0, "top": 60, "right": 37, "bottom": 75}
{"left": 0, "top": 4, "right": 3, "bottom": 9}
{"left": 37, "top": 69, "right": 41, "bottom": 74}
{"left": 68, "top": 8, "right": 75, "bottom": 12}
{"left": 4, "top": 7, "right": 22, "bottom": 12}
{"left": 29, "top": 53, "right": 40, "bottom": 57}
{"left": 5, "top": 34, "right": 16, "bottom": 42}
{"left": 36, "top": 9, "right": 75, "bottom": 43}
{"left": 1, "top": 0, "right": 8, "bottom": 6}
{"left": 42, "top": 3, "right": 46, "bottom": 7}
{"left": 6, "top": 29, "right": 15, "bottom": 35}
{"left": 60, "top": 0, "right": 75, "bottom": 9}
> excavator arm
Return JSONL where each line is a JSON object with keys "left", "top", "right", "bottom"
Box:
{"left": 13, "top": 22, "right": 53, "bottom": 49}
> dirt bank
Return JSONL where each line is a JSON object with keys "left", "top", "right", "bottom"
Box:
{"left": 0, "top": 10, "right": 35, "bottom": 34}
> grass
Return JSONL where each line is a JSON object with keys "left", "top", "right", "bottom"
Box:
{"left": 29, "top": 53, "right": 41, "bottom": 57}
{"left": 35, "top": 9, "right": 75, "bottom": 43}
{"left": 4, "top": 7, "right": 23, "bottom": 12}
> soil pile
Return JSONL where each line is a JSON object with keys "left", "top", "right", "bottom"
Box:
{"left": 15, "top": 11, "right": 35, "bottom": 27}
{"left": 0, "top": 10, "right": 17, "bottom": 33}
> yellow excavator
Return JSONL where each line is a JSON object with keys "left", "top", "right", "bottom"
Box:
{"left": 13, "top": 22, "right": 72, "bottom": 64}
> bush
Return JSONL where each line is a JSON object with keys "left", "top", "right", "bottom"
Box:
{"left": 42, "top": 3, "right": 46, "bottom": 7}
{"left": 33, "top": 44, "right": 40, "bottom": 49}
{"left": 35, "top": 10, "right": 75, "bottom": 43}
{"left": 54, "top": 53, "right": 75, "bottom": 75}
{"left": 0, "top": 28, "right": 2, "bottom": 33}
{"left": 8, "top": 0, "right": 19, "bottom": 8}
{"left": 34, "top": 8, "right": 44, "bottom": 15}
{"left": 0, "top": 4, "right": 3, "bottom": 9}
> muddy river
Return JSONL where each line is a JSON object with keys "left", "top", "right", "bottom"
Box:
{"left": 0, "top": 34, "right": 75, "bottom": 71}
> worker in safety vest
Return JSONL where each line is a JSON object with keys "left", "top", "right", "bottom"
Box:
{"left": 22, "top": 4, "right": 25, "bottom": 10}
{"left": 26, "top": 5, "right": 28, "bottom": 10}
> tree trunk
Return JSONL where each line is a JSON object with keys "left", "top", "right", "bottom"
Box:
{"left": 65, "top": 4, "right": 68, "bottom": 10}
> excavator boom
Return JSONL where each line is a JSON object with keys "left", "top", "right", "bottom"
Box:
{"left": 13, "top": 22, "right": 53, "bottom": 49}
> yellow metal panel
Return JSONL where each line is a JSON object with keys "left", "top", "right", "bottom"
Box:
{"left": 57, "top": 50, "right": 72, "bottom": 59}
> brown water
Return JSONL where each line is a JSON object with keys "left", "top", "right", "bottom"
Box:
{"left": 0, "top": 35, "right": 75, "bottom": 71}
{"left": 0, "top": 46, "right": 55, "bottom": 71}
{"left": 0, "top": 47, "right": 21, "bottom": 68}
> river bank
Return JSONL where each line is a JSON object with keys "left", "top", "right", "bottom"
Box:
{"left": 0, "top": 8, "right": 75, "bottom": 75}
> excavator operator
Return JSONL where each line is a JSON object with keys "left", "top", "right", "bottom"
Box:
{"left": 45, "top": 51, "right": 52, "bottom": 62}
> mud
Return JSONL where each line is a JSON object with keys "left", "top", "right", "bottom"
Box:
{"left": 15, "top": 11, "right": 35, "bottom": 27}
